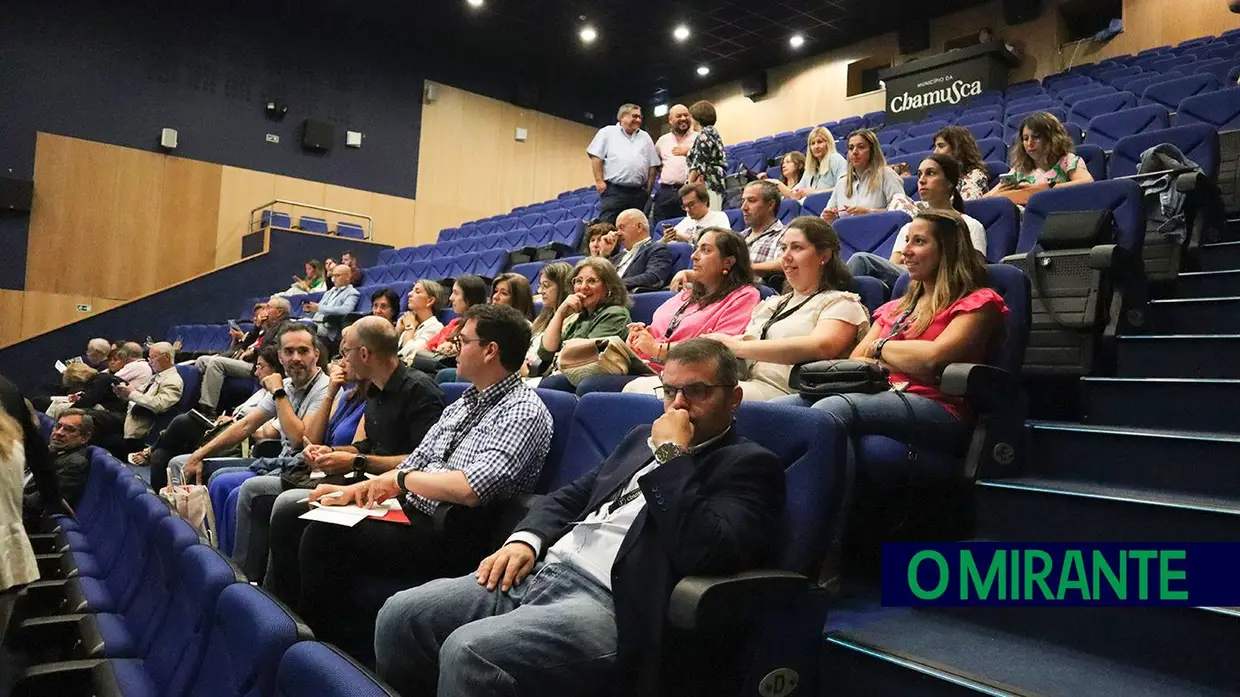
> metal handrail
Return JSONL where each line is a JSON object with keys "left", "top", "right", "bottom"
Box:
{"left": 248, "top": 199, "right": 374, "bottom": 240}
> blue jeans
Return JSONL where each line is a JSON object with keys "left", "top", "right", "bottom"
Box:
{"left": 846, "top": 252, "right": 903, "bottom": 290}
{"left": 775, "top": 391, "right": 968, "bottom": 452}
{"left": 375, "top": 563, "right": 618, "bottom": 697}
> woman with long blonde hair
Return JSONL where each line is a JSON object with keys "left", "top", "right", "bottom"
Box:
{"left": 779, "top": 209, "right": 1008, "bottom": 450}
{"left": 821, "top": 128, "right": 905, "bottom": 221}
{"left": 787, "top": 125, "right": 848, "bottom": 200}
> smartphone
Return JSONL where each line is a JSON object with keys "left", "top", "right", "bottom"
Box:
{"left": 228, "top": 319, "right": 241, "bottom": 331}
{"left": 998, "top": 171, "right": 1020, "bottom": 187}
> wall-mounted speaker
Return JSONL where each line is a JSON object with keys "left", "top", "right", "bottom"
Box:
{"left": 898, "top": 23, "right": 931, "bottom": 54}
{"left": 1003, "top": 0, "right": 1042, "bottom": 25}
{"left": 302, "top": 119, "right": 334, "bottom": 151}
{"left": 741, "top": 72, "right": 768, "bottom": 100}
{"left": 423, "top": 82, "right": 439, "bottom": 104}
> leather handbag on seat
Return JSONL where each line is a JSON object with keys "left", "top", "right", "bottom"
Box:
{"left": 789, "top": 359, "right": 890, "bottom": 397}
{"left": 555, "top": 337, "right": 653, "bottom": 386}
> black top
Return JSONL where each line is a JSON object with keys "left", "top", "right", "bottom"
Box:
{"left": 0, "top": 374, "right": 63, "bottom": 514}
{"left": 25, "top": 446, "right": 90, "bottom": 508}
{"left": 353, "top": 364, "right": 445, "bottom": 457}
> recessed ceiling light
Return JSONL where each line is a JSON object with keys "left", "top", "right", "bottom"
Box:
{"left": 653, "top": 104, "right": 669, "bottom": 117}
{"left": 579, "top": 26, "right": 597, "bottom": 44}
{"left": 789, "top": 33, "right": 805, "bottom": 48}
{"left": 466, "top": 0, "right": 483, "bottom": 7}
{"left": 696, "top": 65, "right": 710, "bottom": 76}
{"left": 673, "top": 25, "right": 690, "bottom": 41}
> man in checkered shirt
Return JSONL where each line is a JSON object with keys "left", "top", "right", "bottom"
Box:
{"left": 669, "top": 179, "right": 787, "bottom": 292}
{"left": 300, "top": 303, "right": 554, "bottom": 656}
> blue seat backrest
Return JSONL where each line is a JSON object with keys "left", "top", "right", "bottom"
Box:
{"left": 974, "top": 138, "right": 1007, "bottom": 162}
{"left": 510, "top": 260, "right": 545, "bottom": 284}
{"left": 898, "top": 134, "right": 936, "bottom": 154}
{"left": 553, "top": 219, "right": 583, "bottom": 247}
{"left": 835, "top": 211, "right": 912, "bottom": 260}
{"left": 1069, "top": 90, "right": 1138, "bottom": 124}
{"left": 353, "top": 285, "right": 379, "bottom": 312}
{"left": 1085, "top": 104, "right": 1170, "bottom": 150}
{"left": 559, "top": 393, "right": 663, "bottom": 485}
{"left": 298, "top": 216, "right": 329, "bottom": 234}
{"left": 438, "top": 227, "right": 458, "bottom": 243}
{"left": 965, "top": 121, "right": 1003, "bottom": 141}
{"left": 887, "top": 150, "right": 931, "bottom": 173}
{"left": 964, "top": 197, "right": 1022, "bottom": 260}
{"left": 956, "top": 108, "right": 1003, "bottom": 126}
{"left": 337, "top": 222, "right": 365, "bottom": 240}
{"left": 37, "top": 411, "right": 54, "bottom": 441}
{"left": 901, "top": 175, "right": 918, "bottom": 198}
{"left": 1118, "top": 74, "right": 1166, "bottom": 98}
{"left": 1176, "top": 87, "right": 1240, "bottom": 131}
{"left": 656, "top": 215, "right": 685, "bottom": 232}
{"left": 877, "top": 129, "right": 903, "bottom": 146}
{"left": 777, "top": 198, "right": 802, "bottom": 225}
{"left": 1140, "top": 74, "right": 1222, "bottom": 112}
{"left": 850, "top": 276, "right": 888, "bottom": 314}
{"left": 1047, "top": 75, "right": 1093, "bottom": 95}
{"left": 544, "top": 208, "right": 572, "bottom": 225}
{"left": 473, "top": 249, "right": 509, "bottom": 279}
{"left": 1019, "top": 179, "right": 1144, "bottom": 255}
{"left": 630, "top": 290, "right": 675, "bottom": 325}
{"left": 495, "top": 217, "right": 522, "bottom": 233}
{"left": 175, "top": 364, "right": 200, "bottom": 412}
{"left": 724, "top": 209, "right": 745, "bottom": 232}
{"left": 906, "top": 119, "right": 950, "bottom": 138}
{"left": 275, "top": 642, "right": 396, "bottom": 697}
{"left": 130, "top": 516, "right": 200, "bottom": 653}
{"left": 1060, "top": 85, "right": 1116, "bottom": 106}
{"left": 802, "top": 192, "right": 832, "bottom": 217}
{"left": 524, "top": 224, "right": 556, "bottom": 247}
{"left": 377, "top": 249, "right": 399, "bottom": 265}
{"left": 1075, "top": 144, "right": 1108, "bottom": 181}
{"left": 531, "top": 389, "right": 580, "bottom": 492}
{"left": 519, "top": 212, "right": 545, "bottom": 229}
{"left": 187, "top": 584, "right": 307, "bottom": 697}
{"left": 964, "top": 91, "right": 1005, "bottom": 109}
{"left": 665, "top": 242, "right": 694, "bottom": 276}
{"left": 1109, "top": 122, "right": 1219, "bottom": 179}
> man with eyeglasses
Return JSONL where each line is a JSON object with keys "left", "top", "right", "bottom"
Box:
{"left": 374, "top": 337, "right": 785, "bottom": 697}
{"left": 301, "top": 304, "right": 553, "bottom": 658}
{"left": 24, "top": 409, "right": 93, "bottom": 519}
{"left": 663, "top": 182, "right": 731, "bottom": 243}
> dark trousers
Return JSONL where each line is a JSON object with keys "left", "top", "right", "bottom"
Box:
{"left": 148, "top": 413, "right": 211, "bottom": 491}
{"left": 651, "top": 182, "right": 686, "bottom": 225}
{"left": 597, "top": 183, "right": 650, "bottom": 224}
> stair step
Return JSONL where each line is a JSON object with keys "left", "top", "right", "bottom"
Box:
{"left": 1116, "top": 334, "right": 1240, "bottom": 378}
{"left": 1171, "top": 269, "right": 1240, "bottom": 299}
{"left": 1023, "top": 422, "right": 1240, "bottom": 497}
{"left": 1081, "top": 378, "right": 1240, "bottom": 433}
{"left": 1139, "top": 296, "right": 1240, "bottom": 334}
{"left": 1200, "top": 241, "right": 1240, "bottom": 272}
{"left": 977, "top": 477, "right": 1240, "bottom": 542}
{"left": 825, "top": 607, "right": 1236, "bottom": 697}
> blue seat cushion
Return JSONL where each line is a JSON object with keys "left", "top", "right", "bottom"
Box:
{"left": 71, "top": 550, "right": 102, "bottom": 578}
{"left": 96, "top": 659, "right": 159, "bottom": 697}
{"left": 64, "top": 530, "right": 93, "bottom": 552}
{"left": 76, "top": 576, "right": 118, "bottom": 613}
{"left": 93, "top": 612, "right": 140, "bottom": 657}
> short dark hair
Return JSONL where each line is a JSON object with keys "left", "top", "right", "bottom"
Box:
{"left": 690, "top": 100, "right": 717, "bottom": 127}
{"left": 455, "top": 274, "right": 490, "bottom": 308}
{"left": 275, "top": 321, "right": 315, "bottom": 348}
{"left": 371, "top": 288, "right": 401, "bottom": 316}
{"left": 58, "top": 408, "right": 95, "bottom": 438}
{"left": 341, "top": 250, "right": 356, "bottom": 259}
{"left": 678, "top": 182, "right": 710, "bottom": 204}
{"left": 746, "top": 179, "right": 781, "bottom": 209}
{"left": 463, "top": 303, "right": 532, "bottom": 373}
{"left": 257, "top": 344, "right": 283, "bottom": 374}
{"left": 666, "top": 338, "right": 739, "bottom": 387}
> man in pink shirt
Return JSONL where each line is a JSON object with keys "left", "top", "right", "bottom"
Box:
{"left": 652, "top": 104, "right": 698, "bottom": 224}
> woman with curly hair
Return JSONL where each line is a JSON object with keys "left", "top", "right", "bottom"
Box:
{"left": 986, "top": 111, "right": 1093, "bottom": 197}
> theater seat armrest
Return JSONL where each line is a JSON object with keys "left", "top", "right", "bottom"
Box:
{"left": 668, "top": 570, "right": 810, "bottom": 631}
{"left": 11, "top": 614, "right": 90, "bottom": 658}
{"left": 1175, "top": 171, "right": 1205, "bottom": 194}
{"left": 940, "top": 363, "right": 1017, "bottom": 407}
{"left": 250, "top": 439, "right": 283, "bottom": 458}
{"left": 14, "top": 659, "right": 106, "bottom": 697}
{"left": 432, "top": 495, "right": 538, "bottom": 538}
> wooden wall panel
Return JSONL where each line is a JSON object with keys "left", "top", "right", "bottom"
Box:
{"left": 323, "top": 184, "right": 376, "bottom": 237}
{"left": 18, "top": 291, "right": 124, "bottom": 341}
{"left": 272, "top": 175, "right": 327, "bottom": 218}
{"left": 367, "top": 193, "right": 418, "bottom": 249}
{"left": 0, "top": 290, "right": 24, "bottom": 349}
{"left": 157, "top": 157, "right": 221, "bottom": 287}
{"left": 215, "top": 166, "right": 276, "bottom": 266}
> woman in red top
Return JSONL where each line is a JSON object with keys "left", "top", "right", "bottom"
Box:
{"left": 780, "top": 209, "right": 1008, "bottom": 450}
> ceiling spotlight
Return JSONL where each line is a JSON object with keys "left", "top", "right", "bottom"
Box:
{"left": 579, "top": 26, "right": 597, "bottom": 44}
{"left": 696, "top": 65, "right": 710, "bottom": 76}
{"left": 653, "top": 104, "right": 669, "bottom": 117}
{"left": 673, "top": 25, "right": 690, "bottom": 41}
{"left": 466, "top": 0, "right": 484, "bottom": 7}
{"left": 789, "top": 33, "right": 805, "bottom": 48}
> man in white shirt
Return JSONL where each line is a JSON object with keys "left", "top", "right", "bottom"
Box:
{"left": 651, "top": 104, "right": 697, "bottom": 223}
{"left": 588, "top": 104, "right": 661, "bottom": 224}
{"left": 373, "top": 338, "right": 785, "bottom": 697}
{"left": 663, "top": 182, "right": 732, "bottom": 243}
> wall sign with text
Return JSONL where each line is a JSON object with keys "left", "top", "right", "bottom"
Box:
{"left": 880, "top": 46, "right": 1015, "bottom": 124}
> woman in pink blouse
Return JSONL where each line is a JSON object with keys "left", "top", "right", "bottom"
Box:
{"left": 779, "top": 209, "right": 1008, "bottom": 451}
{"left": 626, "top": 228, "right": 760, "bottom": 372}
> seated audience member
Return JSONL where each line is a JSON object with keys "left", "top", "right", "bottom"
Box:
{"left": 986, "top": 112, "right": 1093, "bottom": 198}
{"left": 820, "top": 129, "right": 905, "bottom": 221}
{"left": 373, "top": 338, "right": 786, "bottom": 697}
{"left": 588, "top": 103, "right": 660, "bottom": 225}
{"left": 491, "top": 273, "right": 536, "bottom": 321}
{"left": 108, "top": 342, "right": 154, "bottom": 391}
{"left": 279, "top": 259, "right": 327, "bottom": 296}
{"left": 623, "top": 228, "right": 760, "bottom": 383}
{"left": 413, "top": 275, "right": 490, "bottom": 373}
{"left": 533, "top": 258, "right": 632, "bottom": 390}
{"left": 705, "top": 216, "right": 869, "bottom": 401}
{"left": 854, "top": 154, "right": 989, "bottom": 289}
{"left": 586, "top": 222, "right": 621, "bottom": 261}
{"left": 760, "top": 151, "right": 807, "bottom": 198}
{"left": 790, "top": 126, "right": 848, "bottom": 200}
{"left": 342, "top": 251, "right": 366, "bottom": 287}
{"left": 673, "top": 180, "right": 784, "bottom": 287}
{"left": 686, "top": 100, "right": 728, "bottom": 210}
{"left": 932, "top": 126, "right": 990, "bottom": 200}
{"left": 46, "top": 361, "right": 117, "bottom": 425}
{"left": 614, "top": 208, "right": 673, "bottom": 291}
{"left": 371, "top": 287, "right": 401, "bottom": 325}
{"left": 397, "top": 280, "right": 448, "bottom": 364}
{"left": 305, "top": 264, "right": 360, "bottom": 344}
{"left": 779, "top": 210, "right": 1008, "bottom": 451}
{"left": 55, "top": 344, "right": 148, "bottom": 439}
{"left": 526, "top": 262, "right": 574, "bottom": 374}
{"left": 83, "top": 338, "right": 113, "bottom": 371}
{"left": 254, "top": 318, "right": 445, "bottom": 604}
{"left": 115, "top": 342, "right": 183, "bottom": 450}
{"left": 651, "top": 103, "right": 698, "bottom": 223}
{"left": 144, "top": 345, "right": 282, "bottom": 490}
{"left": 195, "top": 296, "right": 290, "bottom": 417}
{"left": 22, "top": 409, "right": 92, "bottom": 519}
{"left": 662, "top": 182, "right": 730, "bottom": 243}
{"left": 300, "top": 305, "right": 553, "bottom": 654}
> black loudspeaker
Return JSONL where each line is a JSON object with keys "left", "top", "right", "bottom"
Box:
{"left": 741, "top": 72, "right": 768, "bottom": 100}
{"left": 1003, "top": 0, "right": 1042, "bottom": 25}
{"left": 302, "top": 119, "right": 334, "bottom": 151}
{"left": 898, "top": 23, "right": 931, "bottom": 54}
{"left": 0, "top": 177, "right": 33, "bottom": 212}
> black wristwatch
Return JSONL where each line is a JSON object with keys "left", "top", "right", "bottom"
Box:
{"left": 352, "top": 454, "right": 368, "bottom": 474}
{"left": 272, "top": 388, "right": 288, "bottom": 400}
{"left": 396, "top": 469, "right": 410, "bottom": 496}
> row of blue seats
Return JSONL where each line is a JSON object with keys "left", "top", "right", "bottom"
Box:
{"left": 14, "top": 447, "right": 395, "bottom": 696}
{"left": 166, "top": 323, "right": 254, "bottom": 355}
{"left": 389, "top": 219, "right": 584, "bottom": 264}
{"left": 257, "top": 211, "right": 367, "bottom": 239}
{"left": 438, "top": 202, "right": 597, "bottom": 243}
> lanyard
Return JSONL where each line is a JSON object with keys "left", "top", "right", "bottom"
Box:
{"left": 608, "top": 486, "right": 644, "bottom": 515}
{"left": 663, "top": 300, "right": 696, "bottom": 339}
{"left": 760, "top": 290, "right": 823, "bottom": 340}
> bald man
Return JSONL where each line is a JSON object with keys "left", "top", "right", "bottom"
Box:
{"left": 613, "top": 208, "right": 673, "bottom": 291}
{"left": 117, "top": 341, "right": 184, "bottom": 445}
{"left": 652, "top": 104, "right": 698, "bottom": 223}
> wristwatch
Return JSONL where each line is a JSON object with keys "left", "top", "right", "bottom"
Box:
{"left": 352, "top": 454, "right": 368, "bottom": 474}
{"left": 396, "top": 469, "right": 410, "bottom": 497}
{"left": 272, "top": 388, "right": 288, "bottom": 400}
{"left": 653, "top": 441, "right": 688, "bottom": 465}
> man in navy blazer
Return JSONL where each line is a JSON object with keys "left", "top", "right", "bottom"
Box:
{"left": 613, "top": 208, "right": 674, "bottom": 290}
{"left": 374, "top": 338, "right": 786, "bottom": 697}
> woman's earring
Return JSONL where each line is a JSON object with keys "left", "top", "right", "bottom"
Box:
{"left": 722, "top": 267, "right": 729, "bottom": 275}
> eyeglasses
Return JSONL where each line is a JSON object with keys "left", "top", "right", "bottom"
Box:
{"left": 572, "top": 277, "right": 603, "bottom": 287}
{"left": 52, "top": 423, "right": 81, "bottom": 434}
{"left": 654, "top": 383, "right": 731, "bottom": 402}
{"left": 452, "top": 335, "right": 489, "bottom": 349}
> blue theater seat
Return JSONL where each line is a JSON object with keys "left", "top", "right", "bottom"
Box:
{"left": 1059, "top": 84, "right": 1116, "bottom": 106}
{"left": 777, "top": 198, "right": 802, "bottom": 224}
{"left": 665, "top": 241, "right": 694, "bottom": 277}
{"left": 1140, "top": 74, "right": 1222, "bottom": 112}
{"left": 963, "top": 197, "right": 1023, "bottom": 261}
{"left": 725, "top": 209, "right": 745, "bottom": 232}
{"left": 297, "top": 216, "right": 329, "bottom": 234}
{"left": 1068, "top": 90, "right": 1138, "bottom": 125}
{"left": 983, "top": 160, "right": 1011, "bottom": 188}
{"left": 275, "top": 642, "right": 399, "bottom": 697}
{"left": 964, "top": 120, "right": 1003, "bottom": 141}
{"left": 630, "top": 290, "right": 675, "bottom": 325}
{"left": 1109, "top": 123, "right": 1220, "bottom": 179}
{"left": 834, "top": 211, "right": 912, "bottom": 261}
{"left": 905, "top": 119, "right": 950, "bottom": 138}
{"left": 801, "top": 192, "right": 832, "bottom": 217}
{"left": 974, "top": 138, "right": 1007, "bottom": 162}
{"left": 1084, "top": 104, "right": 1170, "bottom": 150}
{"left": 877, "top": 129, "right": 903, "bottom": 147}
{"left": 1004, "top": 107, "right": 1068, "bottom": 141}
{"left": 955, "top": 108, "right": 1003, "bottom": 126}
{"left": 260, "top": 211, "right": 292, "bottom": 229}
{"left": 1176, "top": 87, "right": 1240, "bottom": 132}
{"left": 897, "top": 134, "right": 936, "bottom": 155}
{"left": 1075, "top": 143, "right": 1108, "bottom": 181}
{"left": 336, "top": 222, "right": 365, "bottom": 240}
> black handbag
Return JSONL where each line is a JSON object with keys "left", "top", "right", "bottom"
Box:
{"left": 788, "top": 359, "right": 890, "bottom": 397}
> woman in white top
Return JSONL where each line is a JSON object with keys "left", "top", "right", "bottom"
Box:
{"left": 821, "top": 129, "right": 906, "bottom": 221}
{"left": 849, "top": 154, "right": 988, "bottom": 289}
{"left": 785, "top": 126, "right": 848, "bottom": 201}
{"left": 0, "top": 398, "right": 41, "bottom": 641}
{"left": 396, "top": 280, "right": 447, "bottom": 365}
{"left": 525, "top": 261, "right": 575, "bottom": 373}
{"left": 662, "top": 215, "right": 869, "bottom": 401}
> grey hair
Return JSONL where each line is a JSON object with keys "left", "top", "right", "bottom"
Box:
{"left": 616, "top": 103, "right": 641, "bottom": 121}
{"left": 267, "top": 296, "right": 292, "bottom": 315}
